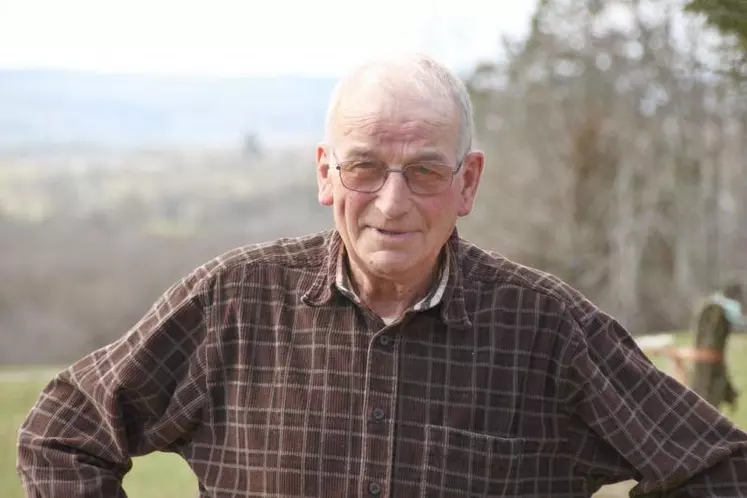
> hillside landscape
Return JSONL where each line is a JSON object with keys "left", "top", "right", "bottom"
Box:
{"left": 0, "top": 145, "right": 333, "bottom": 365}
{"left": 0, "top": 69, "right": 337, "bottom": 148}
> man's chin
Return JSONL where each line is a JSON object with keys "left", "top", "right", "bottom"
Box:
{"left": 362, "top": 252, "right": 421, "bottom": 276}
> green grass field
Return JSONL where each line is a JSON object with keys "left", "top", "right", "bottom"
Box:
{"left": 2, "top": 332, "right": 747, "bottom": 497}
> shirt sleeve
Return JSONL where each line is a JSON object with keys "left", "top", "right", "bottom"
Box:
{"left": 16, "top": 271, "right": 211, "bottom": 498}
{"left": 563, "top": 310, "right": 747, "bottom": 496}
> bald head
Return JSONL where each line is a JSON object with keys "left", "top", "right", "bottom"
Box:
{"left": 324, "top": 54, "right": 474, "bottom": 159}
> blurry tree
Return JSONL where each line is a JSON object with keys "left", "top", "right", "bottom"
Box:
{"left": 462, "top": 0, "right": 747, "bottom": 332}
{"left": 685, "top": 0, "right": 747, "bottom": 72}
{"left": 686, "top": 0, "right": 747, "bottom": 40}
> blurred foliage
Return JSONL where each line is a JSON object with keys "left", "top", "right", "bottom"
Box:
{"left": 686, "top": 0, "right": 747, "bottom": 46}
{"left": 685, "top": 0, "right": 747, "bottom": 78}
{"left": 462, "top": 0, "right": 747, "bottom": 333}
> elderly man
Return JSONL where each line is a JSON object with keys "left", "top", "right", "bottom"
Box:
{"left": 17, "top": 54, "right": 747, "bottom": 497}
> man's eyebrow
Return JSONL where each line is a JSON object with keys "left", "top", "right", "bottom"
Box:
{"left": 342, "top": 146, "right": 377, "bottom": 159}
{"left": 409, "top": 150, "right": 450, "bottom": 163}
{"left": 340, "top": 147, "right": 451, "bottom": 163}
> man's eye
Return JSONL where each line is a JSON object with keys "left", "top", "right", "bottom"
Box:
{"left": 344, "top": 162, "right": 386, "bottom": 175}
{"left": 414, "top": 166, "right": 438, "bottom": 175}
{"left": 409, "top": 164, "right": 451, "bottom": 178}
{"left": 351, "top": 162, "right": 381, "bottom": 170}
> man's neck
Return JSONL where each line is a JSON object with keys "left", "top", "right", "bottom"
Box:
{"left": 347, "top": 255, "right": 442, "bottom": 320}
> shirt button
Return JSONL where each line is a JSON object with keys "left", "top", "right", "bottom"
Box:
{"left": 368, "top": 481, "right": 381, "bottom": 495}
{"left": 378, "top": 335, "right": 391, "bottom": 346}
{"left": 372, "top": 407, "right": 386, "bottom": 420}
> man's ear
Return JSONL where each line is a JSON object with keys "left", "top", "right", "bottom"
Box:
{"left": 316, "top": 144, "right": 333, "bottom": 206}
{"left": 457, "top": 151, "right": 484, "bottom": 217}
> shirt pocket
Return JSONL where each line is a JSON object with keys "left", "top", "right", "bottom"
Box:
{"left": 422, "top": 424, "right": 524, "bottom": 498}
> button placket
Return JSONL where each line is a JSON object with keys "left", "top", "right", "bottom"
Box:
{"left": 360, "top": 330, "right": 398, "bottom": 497}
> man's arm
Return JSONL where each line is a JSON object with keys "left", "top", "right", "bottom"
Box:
{"left": 562, "top": 310, "right": 747, "bottom": 497}
{"left": 16, "top": 271, "right": 211, "bottom": 497}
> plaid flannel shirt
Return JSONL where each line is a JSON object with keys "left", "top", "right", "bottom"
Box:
{"left": 17, "top": 229, "right": 747, "bottom": 497}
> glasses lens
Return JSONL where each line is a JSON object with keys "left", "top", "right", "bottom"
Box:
{"left": 404, "top": 163, "right": 454, "bottom": 194}
{"left": 339, "top": 161, "right": 388, "bottom": 192}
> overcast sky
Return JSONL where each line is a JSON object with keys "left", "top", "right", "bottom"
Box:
{"left": 0, "top": 0, "right": 536, "bottom": 77}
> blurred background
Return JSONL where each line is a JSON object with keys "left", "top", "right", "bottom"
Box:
{"left": 2, "top": 0, "right": 747, "bottom": 495}
{"left": 2, "top": 0, "right": 744, "bottom": 365}
{"left": 0, "top": 0, "right": 537, "bottom": 365}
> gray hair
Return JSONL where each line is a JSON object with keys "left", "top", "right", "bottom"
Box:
{"left": 323, "top": 53, "right": 474, "bottom": 159}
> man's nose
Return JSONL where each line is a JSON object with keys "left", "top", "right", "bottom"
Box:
{"left": 374, "top": 171, "right": 411, "bottom": 219}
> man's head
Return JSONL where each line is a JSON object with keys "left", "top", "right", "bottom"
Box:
{"left": 316, "top": 53, "right": 484, "bottom": 284}
{"left": 723, "top": 281, "right": 744, "bottom": 304}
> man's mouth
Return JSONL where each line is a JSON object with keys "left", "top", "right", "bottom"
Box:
{"left": 371, "top": 227, "right": 414, "bottom": 238}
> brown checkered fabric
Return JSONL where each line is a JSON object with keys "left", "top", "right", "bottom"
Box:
{"left": 17, "top": 229, "right": 747, "bottom": 497}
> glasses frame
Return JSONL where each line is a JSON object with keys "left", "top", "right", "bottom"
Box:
{"left": 331, "top": 151, "right": 466, "bottom": 195}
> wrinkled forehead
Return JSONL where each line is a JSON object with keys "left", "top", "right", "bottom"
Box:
{"left": 330, "top": 87, "right": 460, "bottom": 163}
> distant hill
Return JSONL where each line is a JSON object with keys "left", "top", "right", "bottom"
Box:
{"left": 0, "top": 69, "right": 337, "bottom": 149}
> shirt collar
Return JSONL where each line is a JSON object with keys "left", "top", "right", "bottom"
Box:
{"left": 301, "top": 229, "right": 471, "bottom": 329}
{"left": 334, "top": 243, "right": 451, "bottom": 313}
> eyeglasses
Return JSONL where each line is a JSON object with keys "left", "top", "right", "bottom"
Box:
{"left": 332, "top": 153, "right": 464, "bottom": 195}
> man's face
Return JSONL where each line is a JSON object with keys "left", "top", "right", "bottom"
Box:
{"left": 316, "top": 90, "right": 483, "bottom": 282}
